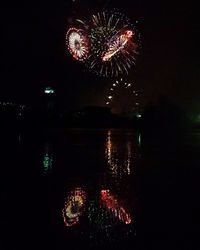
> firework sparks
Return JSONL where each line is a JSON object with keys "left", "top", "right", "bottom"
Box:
{"left": 66, "top": 11, "right": 140, "bottom": 77}
{"left": 102, "top": 30, "right": 133, "bottom": 61}
{"left": 66, "top": 28, "right": 89, "bottom": 61}
{"left": 86, "top": 11, "right": 140, "bottom": 77}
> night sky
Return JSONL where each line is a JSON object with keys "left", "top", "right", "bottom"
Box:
{"left": 1, "top": 0, "right": 200, "bottom": 113}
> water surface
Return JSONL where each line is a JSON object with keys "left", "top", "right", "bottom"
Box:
{"left": 1, "top": 128, "right": 200, "bottom": 250}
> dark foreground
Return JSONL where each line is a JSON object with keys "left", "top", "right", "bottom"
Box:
{"left": 0, "top": 128, "right": 200, "bottom": 250}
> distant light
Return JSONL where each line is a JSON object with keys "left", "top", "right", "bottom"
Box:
{"left": 138, "top": 133, "right": 141, "bottom": 147}
{"left": 128, "top": 83, "right": 131, "bottom": 87}
{"left": 113, "top": 83, "right": 116, "bottom": 86}
{"left": 195, "top": 114, "right": 200, "bottom": 123}
{"left": 43, "top": 153, "right": 53, "bottom": 174}
{"left": 106, "top": 102, "right": 110, "bottom": 105}
{"left": 44, "top": 87, "right": 54, "bottom": 94}
{"left": 135, "top": 102, "right": 139, "bottom": 105}
{"left": 116, "top": 81, "right": 118, "bottom": 83}
{"left": 110, "top": 88, "right": 114, "bottom": 91}
{"left": 108, "top": 96, "right": 112, "bottom": 99}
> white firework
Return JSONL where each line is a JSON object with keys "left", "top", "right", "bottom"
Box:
{"left": 66, "top": 28, "right": 89, "bottom": 61}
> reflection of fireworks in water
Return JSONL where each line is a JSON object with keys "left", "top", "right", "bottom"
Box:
{"left": 43, "top": 142, "right": 53, "bottom": 174}
{"left": 62, "top": 187, "right": 86, "bottom": 227}
{"left": 87, "top": 188, "right": 133, "bottom": 247}
{"left": 106, "top": 129, "right": 132, "bottom": 177}
{"left": 66, "top": 28, "right": 89, "bottom": 61}
{"left": 100, "top": 189, "right": 131, "bottom": 224}
{"left": 105, "top": 78, "right": 140, "bottom": 115}
{"left": 87, "top": 11, "right": 140, "bottom": 77}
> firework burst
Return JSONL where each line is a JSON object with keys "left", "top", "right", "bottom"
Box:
{"left": 66, "top": 11, "right": 141, "bottom": 77}
{"left": 66, "top": 28, "right": 89, "bottom": 61}
{"left": 86, "top": 11, "right": 140, "bottom": 77}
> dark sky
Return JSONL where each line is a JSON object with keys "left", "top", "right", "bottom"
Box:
{"left": 1, "top": 0, "right": 200, "bottom": 113}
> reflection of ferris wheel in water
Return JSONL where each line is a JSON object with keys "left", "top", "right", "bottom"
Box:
{"left": 105, "top": 78, "right": 140, "bottom": 115}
